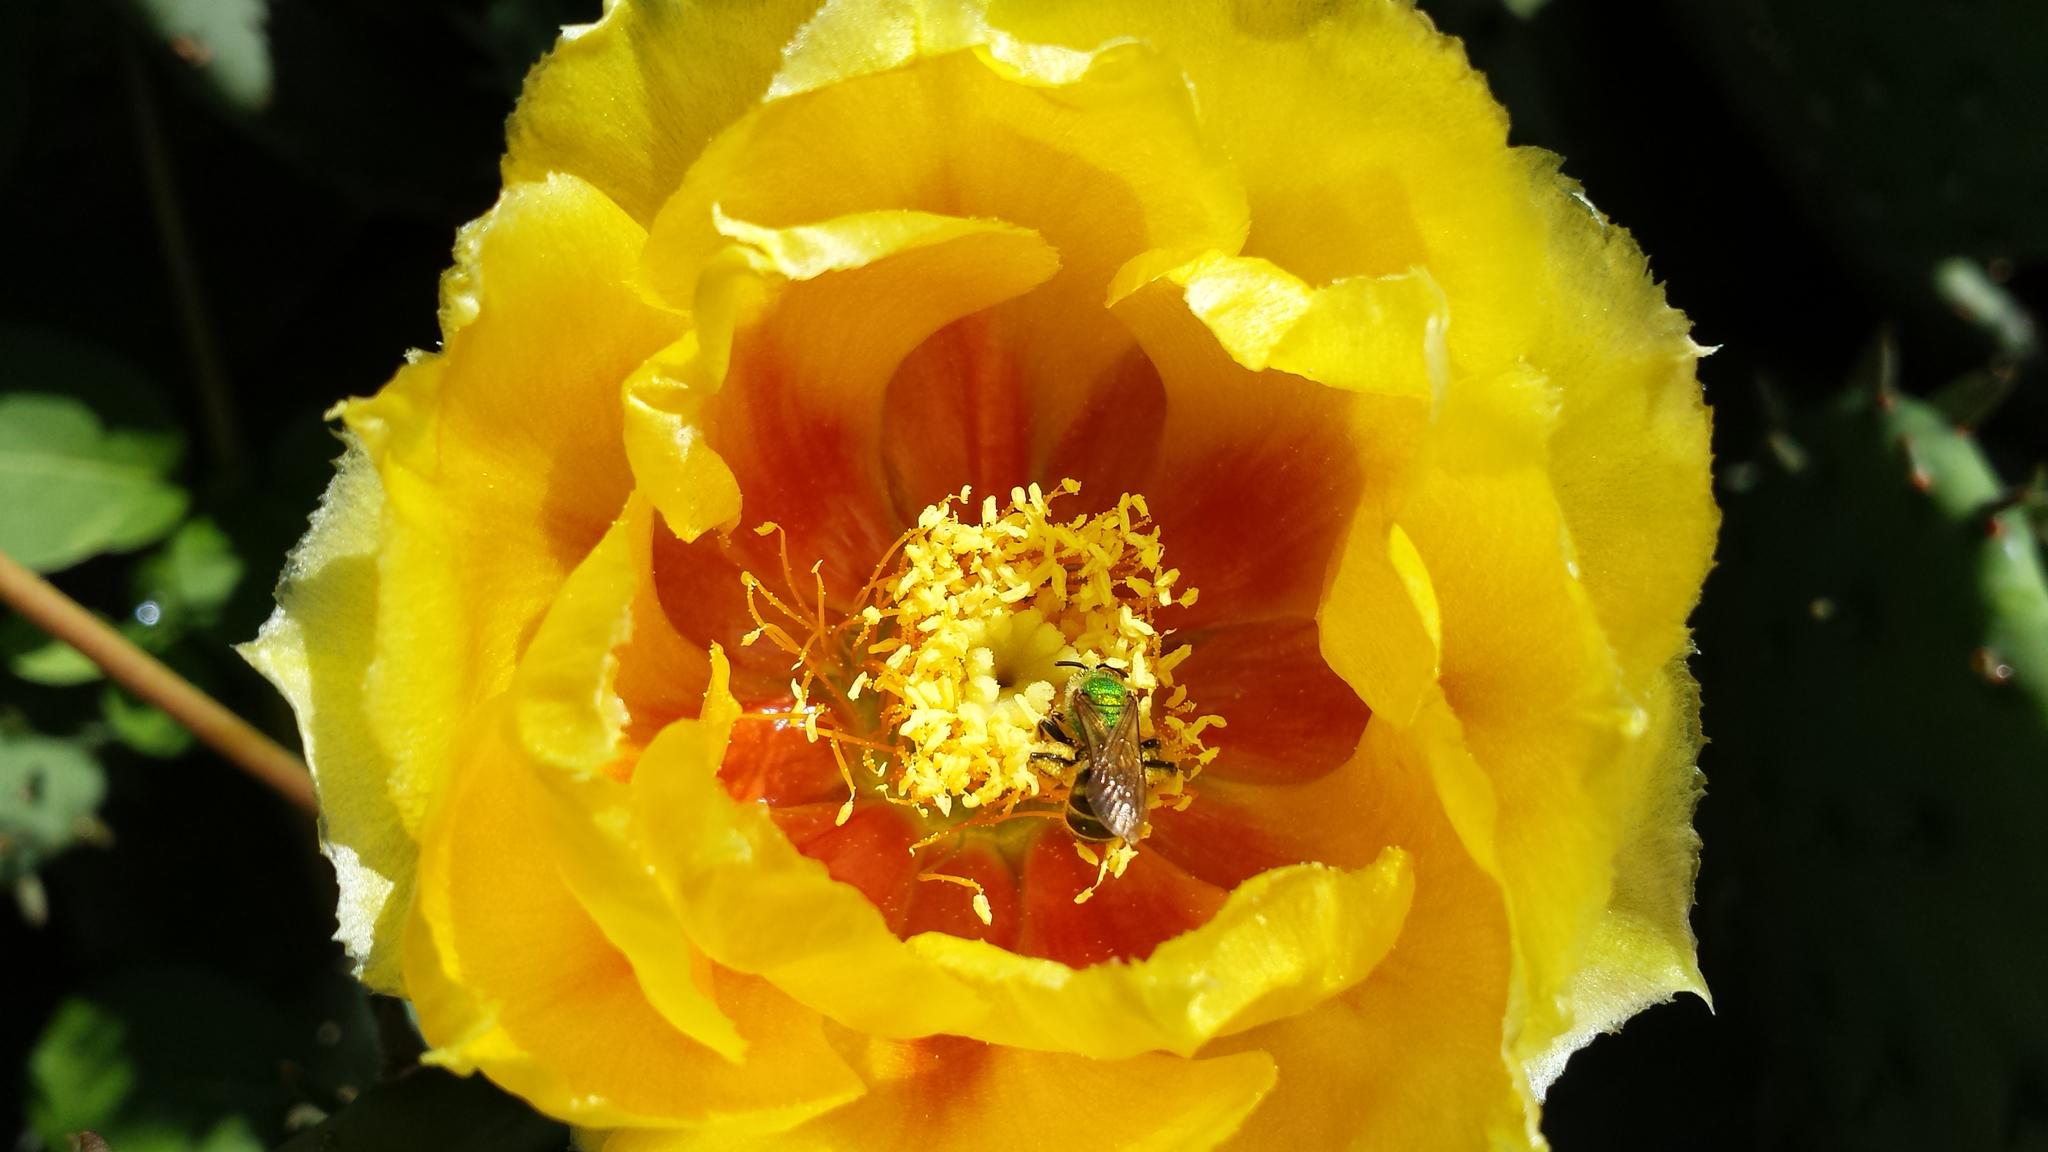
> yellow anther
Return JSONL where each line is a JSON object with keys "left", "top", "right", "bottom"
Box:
{"left": 863, "top": 481, "right": 1218, "bottom": 822}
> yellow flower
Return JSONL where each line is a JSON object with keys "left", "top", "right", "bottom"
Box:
{"left": 245, "top": 0, "right": 1715, "bottom": 1147}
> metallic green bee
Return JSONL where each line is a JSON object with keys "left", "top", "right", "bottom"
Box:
{"left": 1034, "top": 661, "right": 1176, "bottom": 843}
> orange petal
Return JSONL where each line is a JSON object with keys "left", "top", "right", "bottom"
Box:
{"left": 1105, "top": 257, "right": 1438, "bottom": 633}
{"left": 1012, "top": 829, "right": 1228, "bottom": 967}
{"left": 720, "top": 719, "right": 858, "bottom": 809}
{"left": 1145, "top": 779, "right": 1321, "bottom": 894}
{"left": 878, "top": 311, "right": 1034, "bottom": 524}
{"left": 1172, "top": 617, "right": 1370, "bottom": 785}
{"left": 899, "top": 841, "right": 1021, "bottom": 952}
{"left": 684, "top": 209, "right": 1062, "bottom": 596}
{"left": 1039, "top": 344, "right": 1169, "bottom": 516}
{"left": 648, "top": 522, "right": 793, "bottom": 708}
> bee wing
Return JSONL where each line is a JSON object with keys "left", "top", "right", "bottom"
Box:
{"left": 1087, "top": 704, "right": 1148, "bottom": 843}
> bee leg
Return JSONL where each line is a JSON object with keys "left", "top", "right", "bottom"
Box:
{"left": 1039, "top": 717, "right": 1076, "bottom": 746}
{"left": 1138, "top": 737, "right": 1178, "bottom": 771}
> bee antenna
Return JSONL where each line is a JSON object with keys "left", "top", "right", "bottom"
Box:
{"left": 1055, "top": 659, "right": 1088, "bottom": 670}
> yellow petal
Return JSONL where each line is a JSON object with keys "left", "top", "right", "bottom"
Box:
{"left": 1525, "top": 661, "right": 1708, "bottom": 1093}
{"left": 992, "top": 0, "right": 1716, "bottom": 675}
{"left": 1218, "top": 873, "right": 1532, "bottom": 1151}
{"left": 645, "top": 29, "right": 1246, "bottom": 460}
{"left": 688, "top": 209, "right": 1062, "bottom": 394}
{"left": 406, "top": 699, "right": 865, "bottom": 1130}
{"left": 1109, "top": 252, "right": 1445, "bottom": 403}
{"left": 628, "top": 651, "right": 1414, "bottom": 1062}
{"left": 237, "top": 438, "right": 410, "bottom": 990}
{"left": 622, "top": 335, "right": 742, "bottom": 544}
{"left": 606, "top": 1037, "right": 1276, "bottom": 1152}
{"left": 1177, "top": 697, "right": 1534, "bottom": 1148}
{"left": 909, "top": 851, "right": 1412, "bottom": 1059}
{"left": 509, "top": 495, "right": 733, "bottom": 1058}
{"left": 648, "top": 30, "right": 1242, "bottom": 309}
{"left": 989, "top": 0, "right": 1532, "bottom": 314}
{"left": 339, "top": 172, "right": 680, "bottom": 841}
{"left": 1521, "top": 154, "right": 1717, "bottom": 684}
{"left": 1317, "top": 517, "right": 1441, "bottom": 728}
{"left": 1397, "top": 462, "right": 1633, "bottom": 1061}
{"left": 503, "top": 0, "right": 824, "bottom": 225}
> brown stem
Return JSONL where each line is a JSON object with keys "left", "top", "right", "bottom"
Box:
{"left": 0, "top": 548, "right": 315, "bottom": 813}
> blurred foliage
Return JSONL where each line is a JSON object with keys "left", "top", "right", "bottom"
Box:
{"left": 133, "top": 0, "right": 272, "bottom": 112}
{"left": 26, "top": 967, "right": 380, "bottom": 1151}
{"left": 1, "top": 0, "right": 2044, "bottom": 1148}
{"left": 1694, "top": 351, "right": 2048, "bottom": 1151}
{"left": 273, "top": 1068, "right": 568, "bottom": 1152}
{"left": 0, "top": 390, "right": 187, "bottom": 573}
{"left": 0, "top": 730, "right": 107, "bottom": 922}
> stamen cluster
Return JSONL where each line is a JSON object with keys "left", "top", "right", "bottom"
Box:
{"left": 865, "top": 481, "right": 1216, "bottom": 816}
{"left": 738, "top": 480, "right": 1221, "bottom": 920}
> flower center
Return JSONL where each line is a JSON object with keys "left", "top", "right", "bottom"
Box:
{"left": 737, "top": 480, "right": 1223, "bottom": 918}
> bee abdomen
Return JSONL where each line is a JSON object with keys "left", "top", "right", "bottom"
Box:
{"left": 1064, "top": 767, "right": 1116, "bottom": 842}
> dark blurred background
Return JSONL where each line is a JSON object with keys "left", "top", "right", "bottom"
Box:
{"left": 1, "top": 1, "right": 2043, "bottom": 1148}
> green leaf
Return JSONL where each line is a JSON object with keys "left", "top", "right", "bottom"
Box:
{"left": 26, "top": 968, "right": 308, "bottom": 1151}
{"left": 133, "top": 0, "right": 273, "bottom": 112}
{"left": 275, "top": 1067, "right": 568, "bottom": 1152}
{"left": 0, "top": 392, "right": 189, "bottom": 573}
{"left": 103, "top": 685, "right": 196, "bottom": 759}
{"left": 132, "top": 517, "right": 245, "bottom": 636}
{"left": 7, "top": 634, "right": 103, "bottom": 686}
{"left": 26, "top": 999, "right": 135, "bottom": 1138}
{"left": 0, "top": 729, "right": 107, "bottom": 881}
